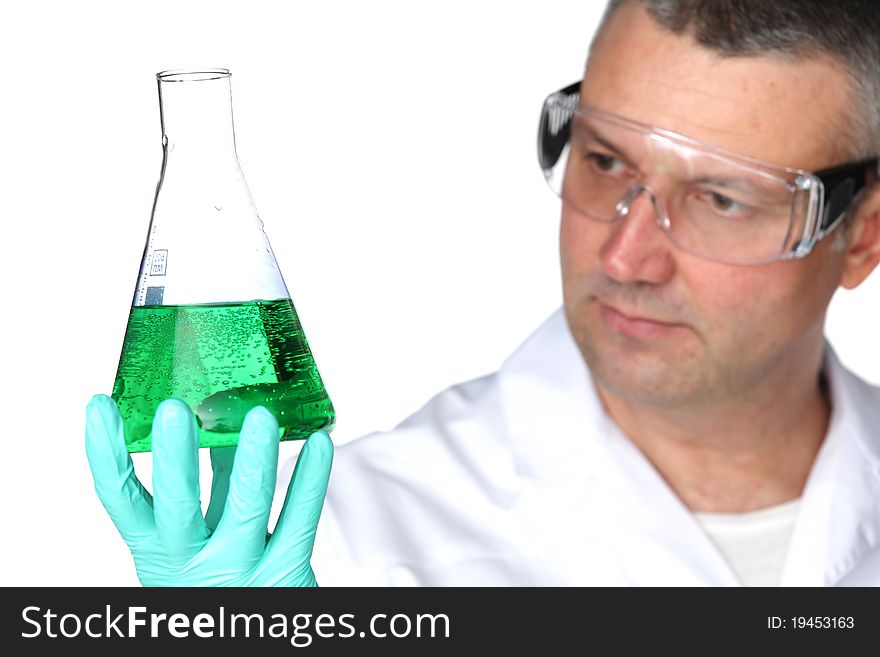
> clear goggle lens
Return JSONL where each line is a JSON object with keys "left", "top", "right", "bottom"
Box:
{"left": 538, "top": 84, "right": 878, "bottom": 265}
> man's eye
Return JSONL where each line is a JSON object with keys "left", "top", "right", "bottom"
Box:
{"left": 587, "top": 152, "right": 628, "bottom": 175}
{"left": 711, "top": 192, "right": 736, "bottom": 211}
{"left": 698, "top": 190, "right": 753, "bottom": 217}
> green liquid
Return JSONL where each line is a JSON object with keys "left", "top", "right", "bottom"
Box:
{"left": 111, "top": 299, "right": 335, "bottom": 452}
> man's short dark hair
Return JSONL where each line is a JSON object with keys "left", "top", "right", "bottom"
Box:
{"left": 593, "top": 0, "right": 880, "bottom": 160}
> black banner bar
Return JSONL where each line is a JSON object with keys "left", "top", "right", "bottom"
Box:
{"left": 2, "top": 587, "right": 874, "bottom": 653}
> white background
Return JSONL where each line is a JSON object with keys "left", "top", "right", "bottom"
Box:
{"left": 1, "top": 0, "right": 877, "bottom": 587}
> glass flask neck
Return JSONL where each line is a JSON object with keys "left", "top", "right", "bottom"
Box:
{"left": 157, "top": 69, "right": 237, "bottom": 161}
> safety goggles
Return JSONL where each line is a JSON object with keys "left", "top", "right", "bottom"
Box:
{"left": 538, "top": 82, "right": 879, "bottom": 265}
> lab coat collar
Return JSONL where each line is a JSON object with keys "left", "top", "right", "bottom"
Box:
{"left": 496, "top": 308, "right": 606, "bottom": 483}
{"left": 781, "top": 345, "right": 880, "bottom": 586}
{"left": 497, "top": 308, "right": 880, "bottom": 585}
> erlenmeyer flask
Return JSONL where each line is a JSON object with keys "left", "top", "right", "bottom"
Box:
{"left": 112, "top": 68, "right": 335, "bottom": 452}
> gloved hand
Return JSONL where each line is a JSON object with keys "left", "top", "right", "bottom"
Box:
{"left": 85, "top": 394, "right": 333, "bottom": 586}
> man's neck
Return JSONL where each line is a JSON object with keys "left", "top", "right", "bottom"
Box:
{"left": 596, "top": 349, "right": 831, "bottom": 514}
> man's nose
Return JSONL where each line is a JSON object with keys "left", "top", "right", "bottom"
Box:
{"left": 599, "top": 188, "right": 676, "bottom": 284}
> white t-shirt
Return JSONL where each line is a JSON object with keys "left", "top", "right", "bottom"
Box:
{"left": 694, "top": 498, "right": 801, "bottom": 586}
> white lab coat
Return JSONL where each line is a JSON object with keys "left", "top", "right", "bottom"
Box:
{"left": 309, "top": 309, "right": 880, "bottom": 586}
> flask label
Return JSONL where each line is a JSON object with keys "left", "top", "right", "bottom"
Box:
{"left": 150, "top": 249, "right": 168, "bottom": 276}
{"left": 144, "top": 286, "right": 165, "bottom": 305}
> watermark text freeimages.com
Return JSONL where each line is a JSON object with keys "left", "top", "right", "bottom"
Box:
{"left": 21, "top": 605, "right": 450, "bottom": 646}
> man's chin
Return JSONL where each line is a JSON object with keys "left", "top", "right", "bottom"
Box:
{"left": 578, "top": 334, "right": 707, "bottom": 407}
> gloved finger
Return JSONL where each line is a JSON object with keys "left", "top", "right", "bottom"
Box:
{"left": 205, "top": 445, "right": 236, "bottom": 534}
{"left": 211, "top": 407, "right": 279, "bottom": 551}
{"left": 260, "top": 430, "right": 333, "bottom": 576}
{"left": 85, "top": 394, "right": 154, "bottom": 544}
{"left": 151, "top": 399, "right": 208, "bottom": 559}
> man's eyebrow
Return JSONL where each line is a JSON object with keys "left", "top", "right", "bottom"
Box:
{"left": 573, "top": 117, "right": 634, "bottom": 160}
{"left": 690, "top": 175, "right": 785, "bottom": 199}
{"left": 575, "top": 118, "right": 788, "bottom": 200}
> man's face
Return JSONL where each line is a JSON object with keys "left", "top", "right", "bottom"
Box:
{"left": 562, "top": 3, "right": 855, "bottom": 407}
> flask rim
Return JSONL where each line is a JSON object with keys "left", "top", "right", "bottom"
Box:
{"left": 157, "top": 68, "right": 230, "bottom": 83}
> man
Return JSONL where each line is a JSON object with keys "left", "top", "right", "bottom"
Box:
{"left": 86, "top": 0, "right": 880, "bottom": 586}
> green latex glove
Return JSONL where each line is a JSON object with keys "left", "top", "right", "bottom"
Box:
{"left": 85, "top": 394, "right": 333, "bottom": 586}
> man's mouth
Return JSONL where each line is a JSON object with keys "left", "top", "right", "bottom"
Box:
{"left": 597, "top": 300, "right": 686, "bottom": 340}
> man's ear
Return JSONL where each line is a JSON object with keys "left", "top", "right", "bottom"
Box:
{"left": 839, "top": 182, "right": 880, "bottom": 289}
